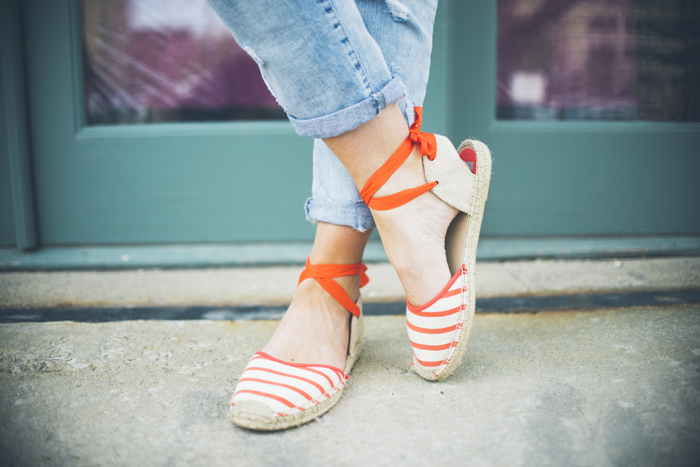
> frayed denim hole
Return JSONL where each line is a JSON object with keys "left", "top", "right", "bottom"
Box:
{"left": 353, "top": 213, "right": 370, "bottom": 232}
{"left": 372, "top": 92, "right": 387, "bottom": 112}
{"left": 304, "top": 198, "right": 318, "bottom": 225}
{"left": 389, "top": 63, "right": 403, "bottom": 78}
{"left": 385, "top": 0, "right": 410, "bottom": 21}
{"left": 242, "top": 45, "right": 281, "bottom": 105}
{"left": 354, "top": 201, "right": 375, "bottom": 232}
{"left": 242, "top": 45, "right": 264, "bottom": 66}
{"left": 259, "top": 73, "right": 281, "bottom": 105}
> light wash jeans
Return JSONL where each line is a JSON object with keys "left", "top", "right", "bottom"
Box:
{"left": 207, "top": 0, "right": 439, "bottom": 230}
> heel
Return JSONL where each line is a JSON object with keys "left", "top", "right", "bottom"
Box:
{"left": 423, "top": 135, "right": 478, "bottom": 215}
{"left": 413, "top": 138, "right": 492, "bottom": 380}
{"left": 414, "top": 137, "right": 492, "bottom": 380}
{"left": 344, "top": 298, "right": 364, "bottom": 374}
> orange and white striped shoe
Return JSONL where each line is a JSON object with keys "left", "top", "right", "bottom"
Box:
{"left": 360, "top": 107, "right": 492, "bottom": 381}
{"left": 229, "top": 259, "right": 368, "bottom": 430}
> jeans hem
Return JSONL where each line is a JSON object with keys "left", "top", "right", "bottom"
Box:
{"left": 289, "top": 77, "right": 407, "bottom": 139}
{"left": 305, "top": 198, "right": 376, "bottom": 232}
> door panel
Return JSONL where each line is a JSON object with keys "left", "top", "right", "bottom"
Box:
{"left": 23, "top": 0, "right": 314, "bottom": 245}
{"left": 450, "top": 0, "right": 700, "bottom": 236}
{"left": 21, "top": 0, "right": 451, "bottom": 246}
{"left": 24, "top": 0, "right": 698, "bottom": 249}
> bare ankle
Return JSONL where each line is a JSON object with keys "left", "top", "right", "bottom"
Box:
{"left": 323, "top": 103, "right": 409, "bottom": 189}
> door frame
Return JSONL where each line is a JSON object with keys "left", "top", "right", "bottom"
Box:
{"left": 1, "top": 0, "right": 36, "bottom": 250}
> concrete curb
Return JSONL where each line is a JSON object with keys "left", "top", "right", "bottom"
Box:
{"left": 1, "top": 257, "right": 699, "bottom": 309}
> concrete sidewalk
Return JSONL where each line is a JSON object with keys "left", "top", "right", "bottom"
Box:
{"left": 2, "top": 256, "right": 699, "bottom": 308}
{"left": 1, "top": 257, "right": 699, "bottom": 466}
{"left": 1, "top": 306, "right": 699, "bottom": 466}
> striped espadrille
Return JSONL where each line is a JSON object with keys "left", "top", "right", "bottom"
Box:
{"left": 230, "top": 352, "right": 348, "bottom": 428}
{"left": 407, "top": 264, "right": 468, "bottom": 375}
{"left": 229, "top": 259, "right": 367, "bottom": 430}
{"left": 409, "top": 138, "right": 491, "bottom": 381}
{"left": 360, "top": 107, "right": 492, "bottom": 381}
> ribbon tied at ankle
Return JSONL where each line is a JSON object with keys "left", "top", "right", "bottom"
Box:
{"left": 409, "top": 106, "right": 437, "bottom": 161}
{"left": 360, "top": 107, "right": 439, "bottom": 211}
{"left": 298, "top": 258, "right": 369, "bottom": 318}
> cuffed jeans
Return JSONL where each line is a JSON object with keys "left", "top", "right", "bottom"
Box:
{"left": 207, "top": 0, "right": 439, "bottom": 231}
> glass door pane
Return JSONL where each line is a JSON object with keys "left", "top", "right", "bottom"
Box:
{"left": 24, "top": 0, "right": 314, "bottom": 246}
{"left": 451, "top": 0, "right": 700, "bottom": 237}
{"left": 497, "top": 0, "right": 700, "bottom": 121}
{"left": 82, "top": 0, "right": 284, "bottom": 125}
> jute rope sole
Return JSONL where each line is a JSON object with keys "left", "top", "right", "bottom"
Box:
{"left": 411, "top": 139, "right": 492, "bottom": 381}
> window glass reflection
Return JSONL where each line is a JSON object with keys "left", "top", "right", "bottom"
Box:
{"left": 497, "top": 0, "right": 700, "bottom": 121}
{"left": 82, "top": 0, "right": 285, "bottom": 125}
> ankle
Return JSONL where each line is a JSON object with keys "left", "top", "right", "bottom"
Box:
{"left": 323, "top": 103, "right": 409, "bottom": 189}
{"left": 300, "top": 274, "right": 362, "bottom": 304}
{"left": 373, "top": 144, "right": 427, "bottom": 198}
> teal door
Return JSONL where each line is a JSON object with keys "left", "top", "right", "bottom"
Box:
{"left": 4, "top": 0, "right": 699, "bottom": 261}
{"left": 22, "top": 0, "right": 318, "bottom": 246}
{"left": 450, "top": 0, "right": 700, "bottom": 237}
{"left": 17, "top": 0, "right": 451, "bottom": 249}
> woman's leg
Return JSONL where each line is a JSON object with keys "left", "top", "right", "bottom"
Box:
{"left": 210, "top": 0, "right": 454, "bottom": 350}
{"left": 264, "top": 1, "right": 442, "bottom": 370}
{"left": 306, "top": 0, "right": 440, "bottom": 232}
{"left": 261, "top": 222, "right": 371, "bottom": 370}
{"left": 208, "top": 0, "right": 480, "bottom": 429}
{"left": 207, "top": 0, "right": 440, "bottom": 364}
{"left": 209, "top": 0, "right": 450, "bottom": 318}
{"left": 306, "top": 0, "right": 444, "bottom": 307}
{"left": 207, "top": 0, "right": 407, "bottom": 138}
{"left": 323, "top": 102, "right": 457, "bottom": 306}
{"left": 206, "top": 0, "right": 396, "bottom": 369}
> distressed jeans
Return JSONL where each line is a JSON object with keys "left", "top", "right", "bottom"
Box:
{"left": 207, "top": 0, "right": 439, "bottom": 231}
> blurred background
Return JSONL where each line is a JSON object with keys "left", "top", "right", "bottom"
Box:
{"left": 1, "top": 0, "right": 699, "bottom": 269}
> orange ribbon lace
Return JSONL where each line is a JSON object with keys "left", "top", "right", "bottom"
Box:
{"left": 408, "top": 107, "right": 437, "bottom": 160}
{"left": 298, "top": 258, "right": 369, "bottom": 317}
{"left": 360, "top": 107, "right": 438, "bottom": 211}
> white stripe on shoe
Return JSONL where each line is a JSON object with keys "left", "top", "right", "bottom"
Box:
{"left": 231, "top": 352, "right": 347, "bottom": 417}
{"left": 406, "top": 264, "right": 468, "bottom": 376}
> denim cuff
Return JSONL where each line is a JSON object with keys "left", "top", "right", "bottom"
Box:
{"left": 305, "top": 198, "right": 376, "bottom": 232}
{"left": 289, "top": 77, "right": 407, "bottom": 139}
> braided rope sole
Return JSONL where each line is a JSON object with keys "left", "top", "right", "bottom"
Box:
{"left": 411, "top": 139, "right": 492, "bottom": 381}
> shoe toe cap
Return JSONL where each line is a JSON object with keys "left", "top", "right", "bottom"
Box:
{"left": 230, "top": 400, "right": 278, "bottom": 427}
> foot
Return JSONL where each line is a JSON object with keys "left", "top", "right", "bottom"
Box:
{"left": 372, "top": 144, "right": 460, "bottom": 306}
{"left": 260, "top": 268, "right": 360, "bottom": 370}
{"left": 323, "top": 103, "right": 464, "bottom": 307}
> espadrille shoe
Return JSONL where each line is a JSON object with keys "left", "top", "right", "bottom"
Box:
{"left": 229, "top": 259, "right": 368, "bottom": 431}
{"left": 360, "top": 107, "right": 491, "bottom": 381}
